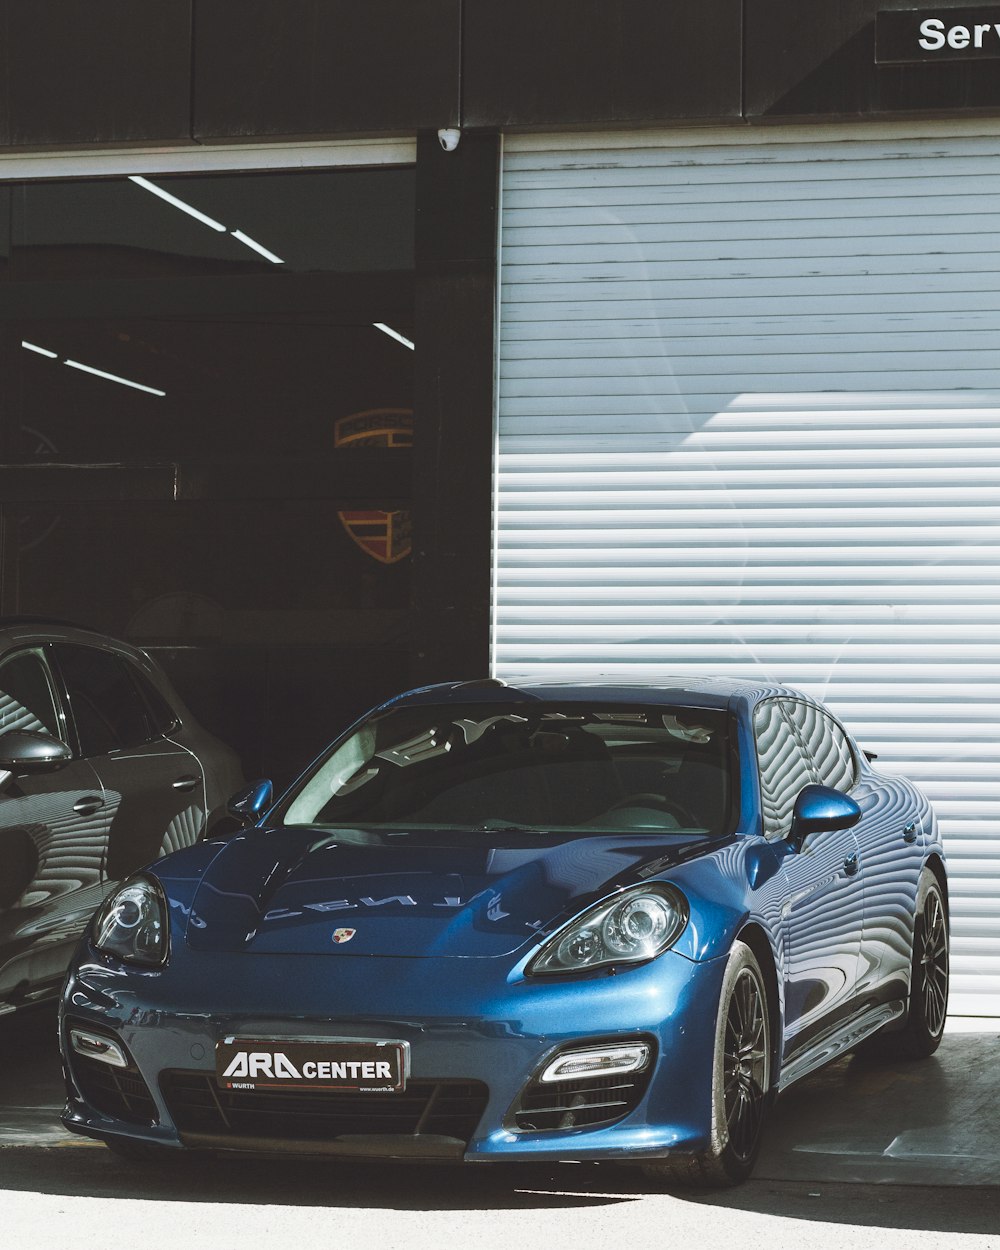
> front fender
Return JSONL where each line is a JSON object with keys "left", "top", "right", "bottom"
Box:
{"left": 665, "top": 837, "right": 780, "bottom": 964}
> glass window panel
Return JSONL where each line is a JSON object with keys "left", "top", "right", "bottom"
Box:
{"left": 783, "top": 698, "right": 857, "bottom": 794}
{"left": 753, "top": 699, "right": 815, "bottom": 839}
{"left": 53, "top": 644, "right": 154, "bottom": 755}
{"left": 4, "top": 167, "right": 415, "bottom": 464}
{"left": 8, "top": 501, "right": 411, "bottom": 627}
{"left": 280, "top": 703, "right": 735, "bottom": 836}
{"left": 10, "top": 169, "right": 415, "bottom": 280}
{"left": 11, "top": 316, "right": 414, "bottom": 464}
{"left": 0, "top": 650, "right": 59, "bottom": 737}
{"left": 1, "top": 163, "right": 416, "bottom": 784}
{"left": 127, "top": 662, "right": 180, "bottom": 737}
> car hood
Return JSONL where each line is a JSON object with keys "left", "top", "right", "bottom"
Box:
{"left": 185, "top": 825, "right": 716, "bottom": 958}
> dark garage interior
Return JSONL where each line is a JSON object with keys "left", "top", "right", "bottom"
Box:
{"left": 0, "top": 131, "right": 500, "bottom": 790}
{"left": 0, "top": 160, "right": 488, "bottom": 788}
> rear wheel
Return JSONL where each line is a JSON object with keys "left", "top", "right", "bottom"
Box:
{"left": 897, "top": 870, "right": 949, "bottom": 1058}
{"left": 856, "top": 868, "right": 949, "bottom": 1061}
{"left": 643, "top": 940, "right": 772, "bottom": 1189}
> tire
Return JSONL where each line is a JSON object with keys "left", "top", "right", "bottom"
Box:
{"left": 855, "top": 868, "right": 949, "bottom": 1062}
{"left": 643, "top": 941, "right": 773, "bottom": 1189}
{"left": 895, "top": 869, "right": 949, "bottom": 1059}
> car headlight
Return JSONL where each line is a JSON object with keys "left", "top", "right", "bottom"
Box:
{"left": 92, "top": 875, "right": 169, "bottom": 967}
{"left": 527, "top": 883, "right": 689, "bottom": 976}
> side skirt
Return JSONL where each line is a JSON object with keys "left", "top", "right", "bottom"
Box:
{"left": 777, "top": 1000, "right": 906, "bottom": 1091}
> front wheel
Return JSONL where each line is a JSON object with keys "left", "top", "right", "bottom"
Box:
{"left": 643, "top": 940, "right": 773, "bottom": 1189}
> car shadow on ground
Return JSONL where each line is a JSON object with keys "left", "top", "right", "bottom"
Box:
{"left": 1, "top": 1144, "right": 997, "bottom": 1234}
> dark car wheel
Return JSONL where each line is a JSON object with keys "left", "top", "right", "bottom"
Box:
{"left": 895, "top": 869, "right": 949, "bottom": 1058}
{"left": 643, "top": 940, "right": 773, "bottom": 1189}
{"left": 856, "top": 867, "right": 949, "bottom": 1062}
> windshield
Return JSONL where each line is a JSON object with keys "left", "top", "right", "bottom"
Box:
{"left": 276, "top": 702, "right": 736, "bottom": 838}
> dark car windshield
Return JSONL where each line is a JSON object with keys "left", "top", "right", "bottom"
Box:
{"left": 276, "top": 702, "right": 735, "bottom": 838}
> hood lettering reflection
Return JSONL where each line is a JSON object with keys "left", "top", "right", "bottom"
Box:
{"left": 185, "top": 827, "right": 713, "bottom": 959}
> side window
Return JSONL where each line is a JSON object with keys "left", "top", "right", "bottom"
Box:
{"left": 53, "top": 645, "right": 156, "bottom": 756}
{"left": 753, "top": 699, "right": 816, "bottom": 839}
{"left": 126, "top": 662, "right": 179, "bottom": 736}
{"left": 782, "top": 699, "right": 856, "bottom": 794}
{"left": 0, "top": 651, "right": 60, "bottom": 738}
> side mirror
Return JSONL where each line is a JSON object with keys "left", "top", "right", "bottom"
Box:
{"left": 226, "top": 779, "right": 274, "bottom": 826}
{"left": 788, "top": 783, "right": 861, "bottom": 851}
{"left": 0, "top": 729, "right": 73, "bottom": 774}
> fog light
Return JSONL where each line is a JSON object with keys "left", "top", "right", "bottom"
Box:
{"left": 539, "top": 1043, "right": 650, "bottom": 1083}
{"left": 70, "top": 1029, "right": 128, "bottom": 1068}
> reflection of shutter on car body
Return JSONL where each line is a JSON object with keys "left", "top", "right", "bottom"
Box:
{"left": 754, "top": 701, "right": 811, "bottom": 838}
{"left": 494, "top": 124, "right": 1000, "bottom": 1016}
{"left": 0, "top": 692, "right": 47, "bottom": 735}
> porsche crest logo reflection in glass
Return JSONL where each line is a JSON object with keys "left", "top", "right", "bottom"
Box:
{"left": 334, "top": 409, "right": 412, "bottom": 564}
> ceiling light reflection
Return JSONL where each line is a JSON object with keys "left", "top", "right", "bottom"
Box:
{"left": 63, "top": 359, "right": 166, "bottom": 397}
{"left": 128, "top": 175, "right": 227, "bottom": 232}
{"left": 230, "top": 229, "right": 284, "bottom": 264}
{"left": 21, "top": 341, "right": 58, "bottom": 358}
{"left": 374, "top": 323, "right": 415, "bottom": 351}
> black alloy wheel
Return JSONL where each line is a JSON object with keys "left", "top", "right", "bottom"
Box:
{"left": 860, "top": 868, "right": 950, "bottom": 1061}
{"left": 895, "top": 869, "right": 949, "bottom": 1058}
{"left": 917, "top": 884, "right": 949, "bottom": 1041}
{"left": 723, "top": 964, "right": 769, "bottom": 1165}
{"left": 643, "top": 940, "right": 773, "bottom": 1189}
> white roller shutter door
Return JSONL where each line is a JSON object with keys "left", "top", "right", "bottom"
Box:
{"left": 494, "top": 124, "right": 1000, "bottom": 1016}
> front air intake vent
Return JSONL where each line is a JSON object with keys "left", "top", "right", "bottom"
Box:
{"left": 65, "top": 1024, "right": 159, "bottom": 1126}
{"left": 512, "top": 1073, "right": 650, "bottom": 1131}
{"left": 160, "top": 1072, "right": 488, "bottom": 1147}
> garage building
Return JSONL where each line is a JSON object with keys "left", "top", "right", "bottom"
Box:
{"left": 0, "top": 1, "right": 997, "bottom": 1014}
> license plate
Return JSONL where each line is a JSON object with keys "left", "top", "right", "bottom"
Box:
{"left": 216, "top": 1038, "right": 408, "bottom": 1092}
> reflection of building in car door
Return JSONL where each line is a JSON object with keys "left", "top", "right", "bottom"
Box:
{"left": 0, "top": 648, "right": 109, "bottom": 999}
{"left": 51, "top": 644, "right": 207, "bottom": 880}
{"left": 753, "top": 698, "right": 864, "bottom": 1061}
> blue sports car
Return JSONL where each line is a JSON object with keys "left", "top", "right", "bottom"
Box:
{"left": 59, "top": 677, "right": 948, "bottom": 1187}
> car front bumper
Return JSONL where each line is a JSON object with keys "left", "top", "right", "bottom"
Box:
{"left": 60, "top": 943, "right": 727, "bottom": 1163}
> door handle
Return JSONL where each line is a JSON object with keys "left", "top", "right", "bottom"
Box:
{"left": 172, "top": 775, "right": 199, "bottom": 792}
{"left": 902, "top": 822, "right": 918, "bottom": 844}
{"left": 843, "top": 853, "right": 860, "bottom": 877}
{"left": 73, "top": 795, "right": 105, "bottom": 816}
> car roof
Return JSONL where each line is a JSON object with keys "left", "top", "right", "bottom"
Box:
{"left": 0, "top": 615, "right": 103, "bottom": 633}
{"left": 0, "top": 617, "right": 151, "bottom": 664}
{"left": 379, "top": 675, "right": 801, "bottom": 714}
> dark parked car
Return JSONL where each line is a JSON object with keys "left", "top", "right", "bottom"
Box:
{"left": 0, "top": 619, "right": 242, "bottom": 1015}
{"left": 60, "top": 677, "right": 947, "bottom": 1186}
